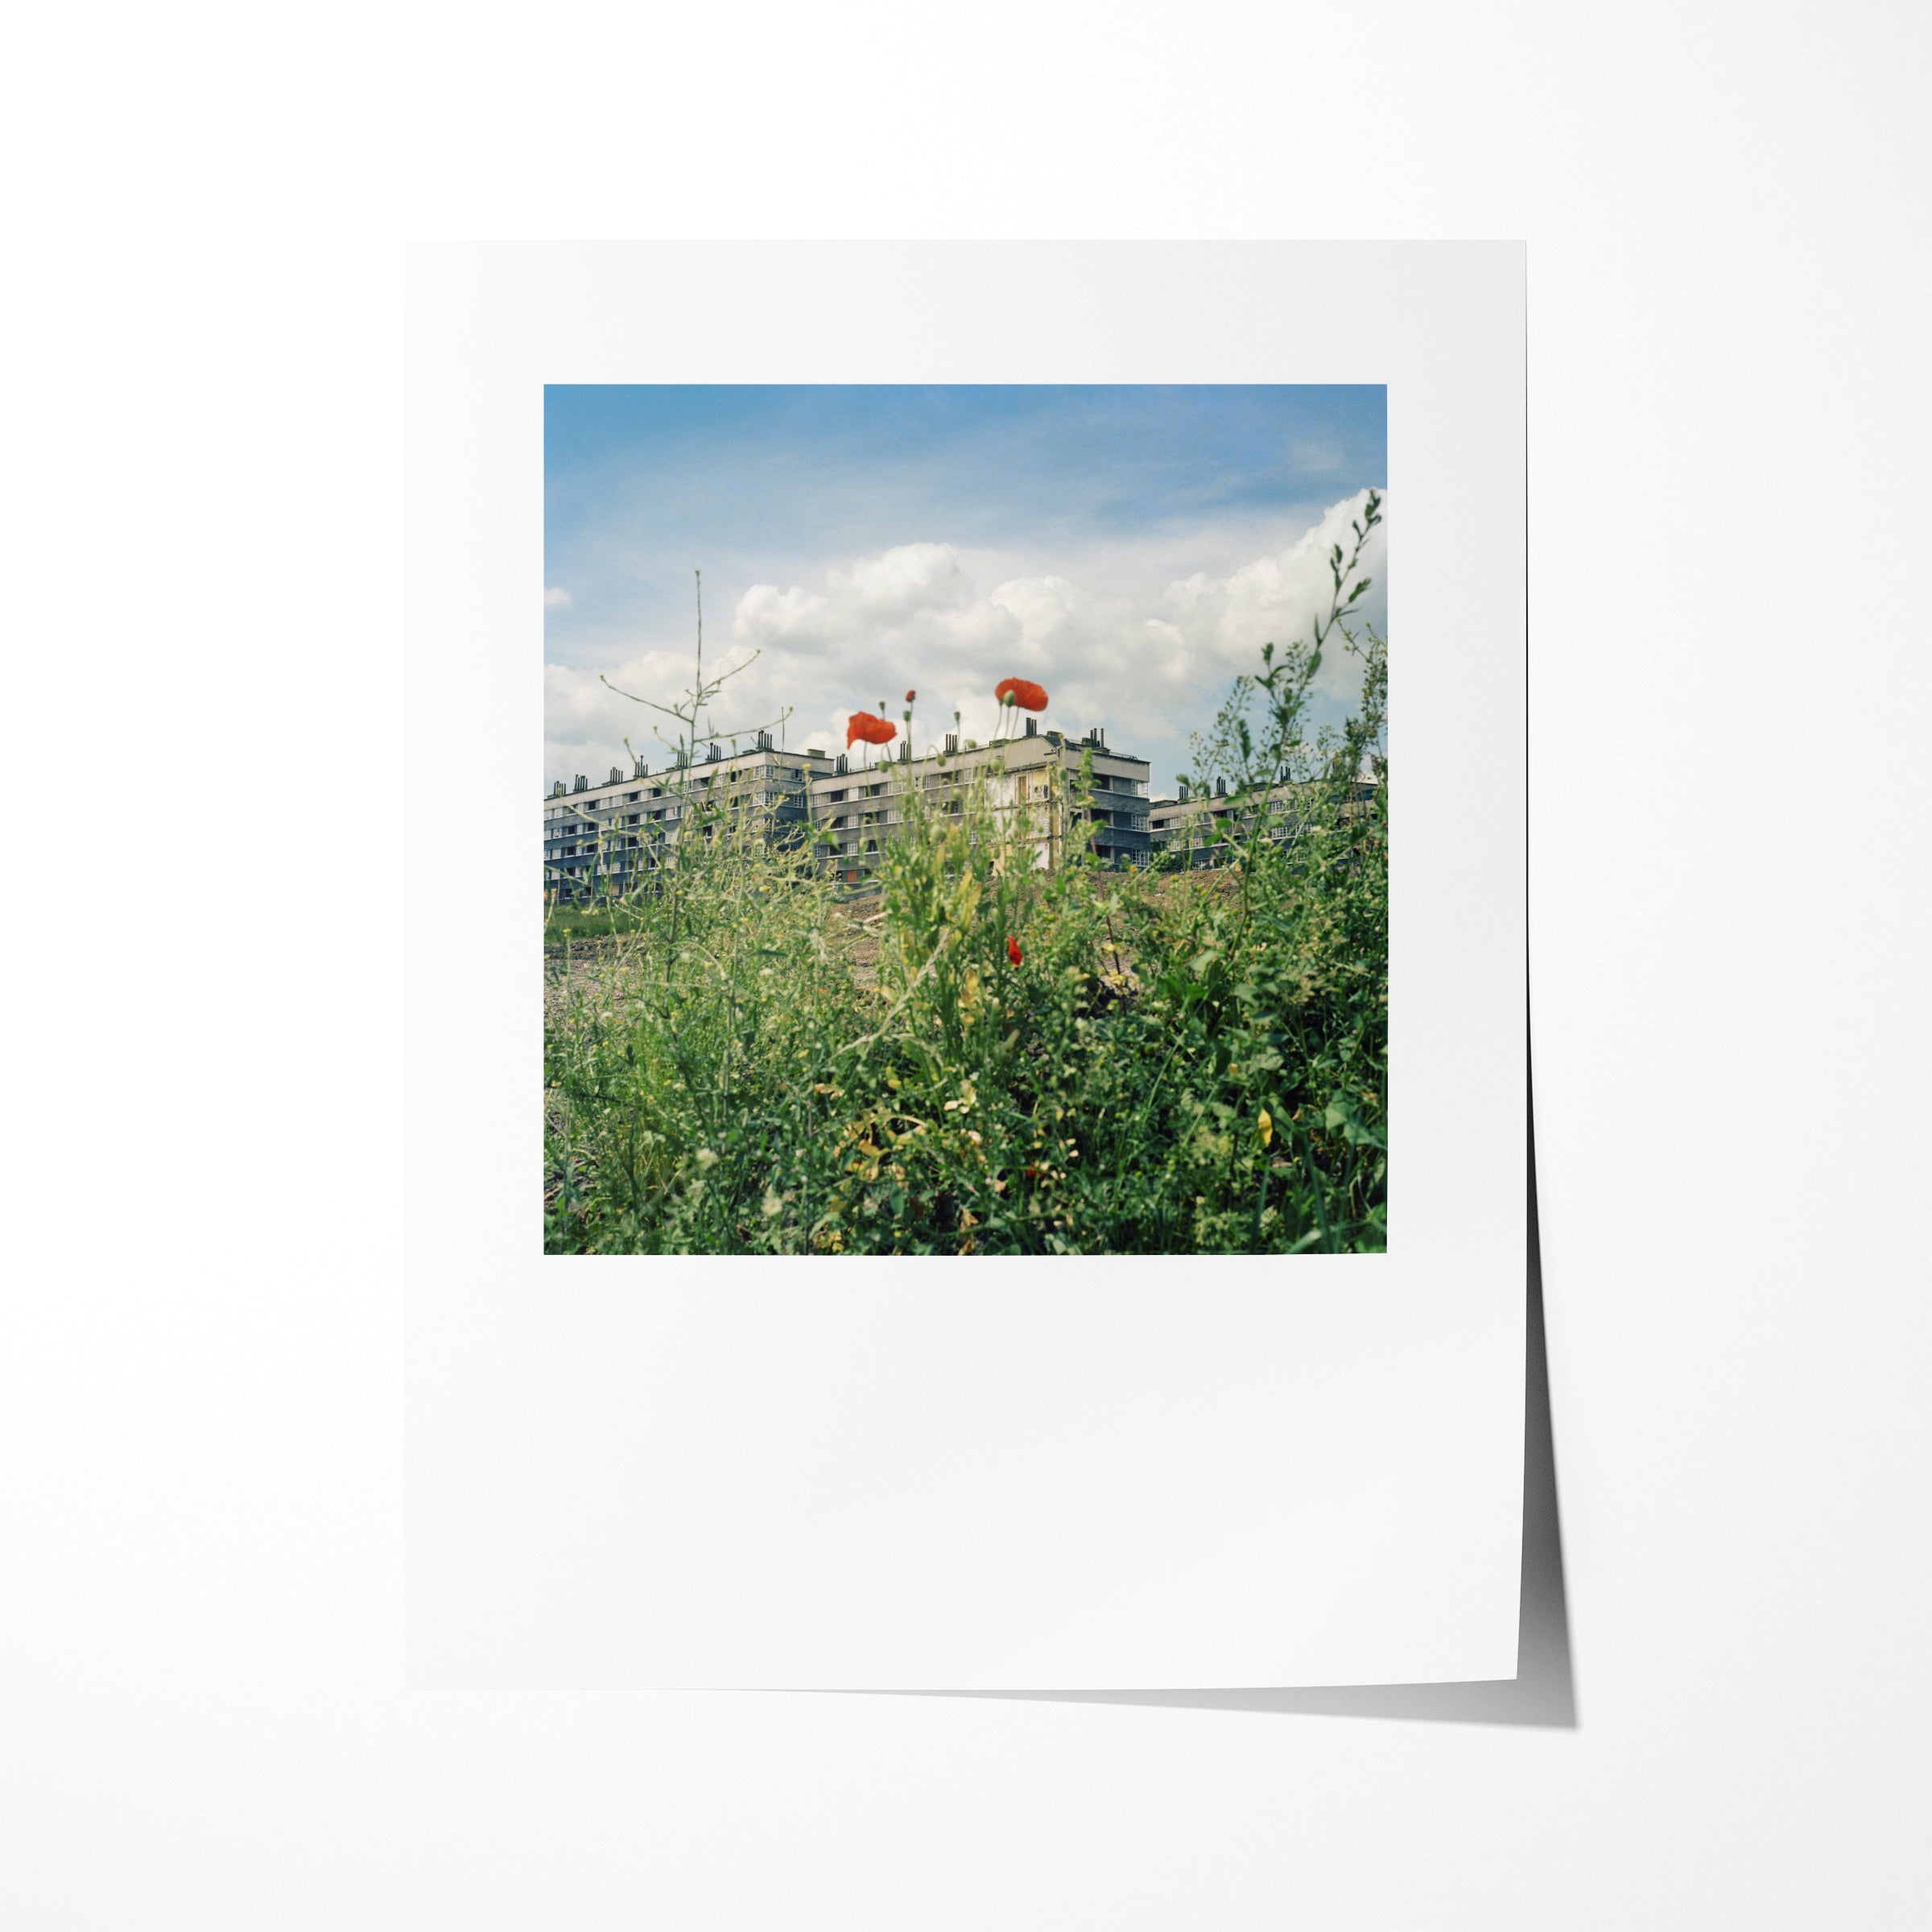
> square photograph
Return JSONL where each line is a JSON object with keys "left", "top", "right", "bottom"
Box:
{"left": 543, "top": 384, "right": 1388, "bottom": 1256}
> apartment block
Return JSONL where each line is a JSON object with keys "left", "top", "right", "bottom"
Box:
{"left": 543, "top": 731, "right": 833, "bottom": 898}
{"left": 544, "top": 718, "right": 1150, "bottom": 901}
{"left": 1148, "top": 777, "right": 1245, "bottom": 867}
{"left": 808, "top": 720, "right": 1150, "bottom": 888}
{"left": 1149, "top": 775, "right": 1381, "bottom": 867}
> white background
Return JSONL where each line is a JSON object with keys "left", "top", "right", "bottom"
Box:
{"left": 6, "top": 2, "right": 1927, "bottom": 1926}
{"left": 407, "top": 242, "right": 1525, "bottom": 1690}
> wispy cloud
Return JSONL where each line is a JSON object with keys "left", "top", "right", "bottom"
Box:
{"left": 543, "top": 584, "right": 573, "bottom": 609}
{"left": 1287, "top": 439, "right": 1346, "bottom": 473}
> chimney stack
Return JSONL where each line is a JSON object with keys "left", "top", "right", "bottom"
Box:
{"left": 1024, "top": 716, "right": 1037, "bottom": 737}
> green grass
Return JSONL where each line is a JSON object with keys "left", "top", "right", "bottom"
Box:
{"left": 545, "top": 500, "right": 1388, "bottom": 1257}
{"left": 545, "top": 902, "right": 654, "bottom": 945}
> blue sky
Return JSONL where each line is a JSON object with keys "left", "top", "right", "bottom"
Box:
{"left": 544, "top": 385, "right": 1387, "bottom": 795}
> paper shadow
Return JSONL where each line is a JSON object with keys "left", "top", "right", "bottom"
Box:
{"left": 876, "top": 1070, "right": 1576, "bottom": 1728}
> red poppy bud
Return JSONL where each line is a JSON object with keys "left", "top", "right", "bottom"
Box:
{"left": 905, "top": 689, "right": 916, "bottom": 702}
{"left": 994, "top": 677, "right": 1049, "bottom": 712}
{"left": 1007, "top": 936, "right": 1022, "bottom": 967}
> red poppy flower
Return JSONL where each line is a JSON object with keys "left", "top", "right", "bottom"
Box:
{"left": 846, "top": 711, "right": 897, "bottom": 747}
{"left": 994, "top": 677, "right": 1048, "bottom": 712}
{"left": 1007, "top": 935, "right": 1022, "bottom": 967}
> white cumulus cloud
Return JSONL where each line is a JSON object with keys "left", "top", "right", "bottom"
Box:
{"left": 543, "top": 495, "right": 1386, "bottom": 791}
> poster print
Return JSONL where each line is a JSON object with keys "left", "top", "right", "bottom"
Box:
{"left": 408, "top": 244, "right": 1523, "bottom": 1690}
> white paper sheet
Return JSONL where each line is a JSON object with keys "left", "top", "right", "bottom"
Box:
{"left": 406, "top": 242, "right": 1525, "bottom": 1687}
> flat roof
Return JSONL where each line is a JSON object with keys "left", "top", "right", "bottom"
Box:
{"left": 547, "top": 747, "right": 833, "bottom": 801}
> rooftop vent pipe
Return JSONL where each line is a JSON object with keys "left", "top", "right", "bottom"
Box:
{"left": 572, "top": 774, "right": 588, "bottom": 793}
{"left": 1216, "top": 776, "right": 1227, "bottom": 798}
{"left": 1025, "top": 717, "right": 1037, "bottom": 737}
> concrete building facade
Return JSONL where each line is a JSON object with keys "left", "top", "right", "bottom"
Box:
{"left": 544, "top": 719, "right": 1150, "bottom": 901}
{"left": 1148, "top": 775, "right": 1381, "bottom": 867}
{"left": 1148, "top": 777, "right": 1258, "bottom": 867}
{"left": 807, "top": 720, "right": 1150, "bottom": 888}
{"left": 543, "top": 732, "right": 833, "bottom": 899}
